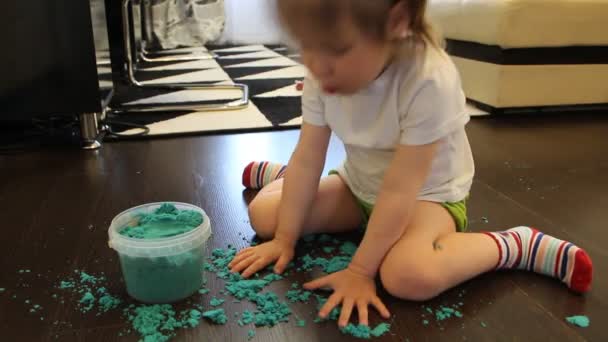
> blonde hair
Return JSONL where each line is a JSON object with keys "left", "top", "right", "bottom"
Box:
{"left": 277, "top": 0, "right": 443, "bottom": 51}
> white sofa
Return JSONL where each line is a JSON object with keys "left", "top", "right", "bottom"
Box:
{"left": 428, "top": 0, "right": 608, "bottom": 111}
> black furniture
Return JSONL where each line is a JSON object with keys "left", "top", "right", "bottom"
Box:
{"left": 0, "top": 0, "right": 112, "bottom": 149}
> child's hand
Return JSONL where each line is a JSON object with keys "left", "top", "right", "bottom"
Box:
{"left": 304, "top": 267, "right": 391, "bottom": 327}
{"left": 228, "top": 239, "right": 295, "bottom": 278}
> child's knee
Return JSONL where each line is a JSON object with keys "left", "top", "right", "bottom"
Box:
{"left": 247, "top": 196, "right": 278, "bottom": 240}
{"left": 379, "top": 259, "right": 444, "bottom": 301}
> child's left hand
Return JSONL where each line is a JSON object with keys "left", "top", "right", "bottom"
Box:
{"left": 303, "top": 267, "right": 391, "bottom": 327}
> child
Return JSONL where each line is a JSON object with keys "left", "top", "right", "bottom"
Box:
{"left": 228, "top": 0, "right": 593, "bottom": 328}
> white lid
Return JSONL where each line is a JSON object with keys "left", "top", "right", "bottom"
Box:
{"left": 108, "top": 202, "right": 212, "bottom": 258}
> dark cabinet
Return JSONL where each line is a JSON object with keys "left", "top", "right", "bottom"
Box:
{"left": 0, "top": 0, "right": 113, "bottom": 148}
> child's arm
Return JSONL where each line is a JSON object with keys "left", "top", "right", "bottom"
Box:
{"left": 274, "top": 122, "right": 332, "bottom": 247}
{"left": 305, "top": 142, "right": 437, "bottom": 325}
{"left": 230, "top": 122, "right": 331, "bottom": 278}
{"left": 349, "top": 142, "right": 438, "bottom": 278}
{"left": 231, "top": 76, "right": 330, "bottom": 278}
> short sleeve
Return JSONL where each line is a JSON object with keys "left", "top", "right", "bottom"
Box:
{"left": 399, "top": 76, "right": 469, "bottom": 146}
{"left": 301, "top": 75, "right": 327, "bottom": 126}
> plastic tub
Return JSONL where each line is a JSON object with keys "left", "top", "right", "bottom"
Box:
{"left": 108, "top": 202, "right": 212, "bottom": 304}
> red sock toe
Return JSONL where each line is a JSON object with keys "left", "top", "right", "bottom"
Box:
{"left": 570, "top": 249, "right": 593, "bottom": 293}
{"left": 242, "top": 162, "right": 255, "bottom": 188}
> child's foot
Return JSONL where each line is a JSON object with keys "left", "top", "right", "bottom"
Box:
{"left": 485, "top": 226, "right": 593, "bottom": 293}
{"left": 242, "top": 161, "right": 287, "bottom": 189}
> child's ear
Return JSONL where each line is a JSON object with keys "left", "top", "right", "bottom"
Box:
{"left": 386, "top": 0, "right": 411, "bottom": 40}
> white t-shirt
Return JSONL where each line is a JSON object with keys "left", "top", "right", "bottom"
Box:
{"left": 302, "top": 47, "right": 474, "bottom": 204}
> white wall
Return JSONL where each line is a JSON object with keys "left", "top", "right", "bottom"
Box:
{"left": 220, "top": 0, "right": 286, "bottom": 44}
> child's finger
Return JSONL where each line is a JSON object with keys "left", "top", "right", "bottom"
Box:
{"left": 303, "top": 275, "right": 330, "bottom": 290}
{"left": 242, "top": 258, "right": 269, "bottom": 279}
{"left": 228, "top": 250, "right": 255, "bottom": 268}
{"left": 274, "top": 253, "right": 291, "bottom": 274}
{"left": 231, "top": 249, "right": 254, "bottom": 264}
{"left": 319, "top": 293, "right": 342, "bottom": 318}
{"left": 357, "top": 301, "right": 369, "bottom": 326}
{"left": 371, "top": 296, "right": 391, "bottom": 318}
{"left": 229, "top": 251, "right": 253, "bottom": 267}
{"left": 230, "top": 255, "right": 259, "bottom": 273}
{"left": 338, "top": 298, "right": 354, "bottom": 327}
{"left": 234, "top": 247, "right": 254, "bottom": 258}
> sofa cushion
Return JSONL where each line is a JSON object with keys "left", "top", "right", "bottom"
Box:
{"left": 428, "top": 0, "right": 608, "bottom": 48}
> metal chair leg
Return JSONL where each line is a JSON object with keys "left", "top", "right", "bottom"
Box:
{"left": 139, "top": 46, "right": 218, "bottom": 62}
{"left": 110, "top": 83, "right": 249, "bottom": 114}
{"left": 79, "top": 112, "right": 102, "bottom": 150}
{"left": 113, "top": 0, "right": 248, "bottom": 114}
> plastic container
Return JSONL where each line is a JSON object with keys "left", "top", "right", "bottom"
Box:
{"left": 108, "top": 202, "right": 212, "bottom": 304}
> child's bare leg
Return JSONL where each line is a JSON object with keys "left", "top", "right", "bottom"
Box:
{"left": 379, "top": 201, "right": 495, "bottom": 300}
{"left": 247, "top": 174, "right": 363, "bottom": 240}
{"left": 380, "top": 201, "right": 593, "bottom": 301}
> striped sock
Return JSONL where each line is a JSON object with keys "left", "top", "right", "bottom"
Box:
{"left": 242, "top": 161, "right": 287, "bottom": 189}
{"left": 484, "top": 226, "right": 593, "bottom": 293}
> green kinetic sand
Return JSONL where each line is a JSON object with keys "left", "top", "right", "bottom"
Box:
{"left": 118, "top": 204, "right": 205, "bottom": 303}
{"left": 121, "top": 301, "right": 208, "bottom": 340}
{"left": 253, "top": 292, "right": 292, "bottom": 327}
{"left": 238, "top": 311, "right": 253, "bottom": 326}
{"left": 80, "top": 271, "right": 99, "bottom": 284}
{"left": 566, "top": 315, "right": 590, "bottom": 328}
{"left": 434, "top": 306, "right": 463, "bottom": 320}
{"left": 47, "top": 272, "right": 191, "bottom": 342}
{"left": 297, "top": 240, "right": 355, "bottom": 273}
{"left": 238, "top": 310, "right": 255, "bottom": 326}
{"left": 318, "top": 234, "right": 334, "bottom": 243}
{"left": 59, "top": 281, "right": 75, "bottom": 289}
{"left": 210, "top": 297, "right": 225, "bottom": 306}
{"left": 57, "top": 271, "right": 122, "bottom": 315}
{"left": 186, "top": 309, "right": 203, "bottom": 327}
{"left": 341, "top": 323, "right": 391, "bottom": 339}
{"left": 322, "top": 246, "right": 336, "bottom": 253}
{"left": 119, "top": 248, "right": 204, "bottom": 303}
{"left": 123, "top": 304, "right": 206, "bottom": 341}
{"left": 126, "top": 304, "right": 179, "bottom": 341}
{"left": 286, "top": 289, "right": 312, "bottom": 303}
{"left": 420, "top": 303, "right": 465, "bottom": 326}
{"left": 93, "top": 287, "right": 122, "bottom": 313}
{"left": 207, "top": 247, "right": 293, "bottom": 327}
{"left": 202, "top": 308, "right": 228, "bottom": 324}
{"left": 35, "top": 233, "right": 393, "bottom": 341}
{"left": 79, "top": 292, "right": 96, "bottom": 312}
{"left": 120, "top": 203, "right": 203, "bottom": 239}
{"left": 339, "top": 241, "right": 358, "bottom": 256}
{"left": 29, "top": 304, "right": 42, "bottom": 315}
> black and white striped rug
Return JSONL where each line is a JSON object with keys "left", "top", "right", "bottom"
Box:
{"left": 100, "top": 44, "right": 487, "bottom": 138}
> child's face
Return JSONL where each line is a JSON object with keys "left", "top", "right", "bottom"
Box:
{"left": 293, "top": 15, "right": 396, "bottom": 95}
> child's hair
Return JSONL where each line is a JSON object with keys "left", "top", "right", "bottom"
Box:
{"left": 277, "top": 0, "right": 442, "bottom": 50}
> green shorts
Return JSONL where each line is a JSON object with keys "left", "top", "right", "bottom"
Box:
{"left": 329, "top": 170, "right": 468, "bottom": 232}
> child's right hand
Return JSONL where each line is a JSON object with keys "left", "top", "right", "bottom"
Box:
{"left": 228, "top": 238, "right": 295, "bottom": 278}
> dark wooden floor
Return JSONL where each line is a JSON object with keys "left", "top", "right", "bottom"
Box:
{"left": 1, "top": 111, "right": 607, "bottom": 341}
